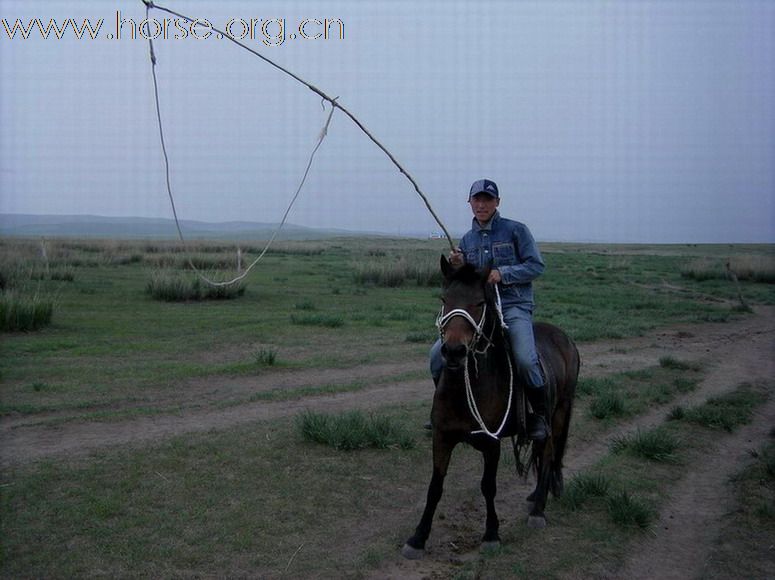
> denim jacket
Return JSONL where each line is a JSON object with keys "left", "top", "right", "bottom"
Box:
{"left": 459, "top": 212, "right": 544, "bottom": 307}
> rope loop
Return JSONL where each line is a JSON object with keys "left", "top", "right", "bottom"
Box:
{"left": 141, "top": 0, "right": 456, "bottom": 287}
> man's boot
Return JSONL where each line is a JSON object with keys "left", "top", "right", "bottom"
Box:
{"left": 526, "top": 387, "right": 549, "bottom": 441}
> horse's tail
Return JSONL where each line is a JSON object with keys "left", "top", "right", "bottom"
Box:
{"left": 548, "top": 337, "right": 580, "bottom": 497}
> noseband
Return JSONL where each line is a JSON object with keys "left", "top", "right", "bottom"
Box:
{"left": 436, "top": 304, "right": 488, "bottom": 348}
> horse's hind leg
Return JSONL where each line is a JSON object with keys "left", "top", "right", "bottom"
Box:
{"left": 480, "top": 441, "right": 501, "bottom": 548}
{"left": 527, "top": 441, "right": 551, "bottom": 529}
{"left": 402, "top": 433, "right": 455, "bottom": 559}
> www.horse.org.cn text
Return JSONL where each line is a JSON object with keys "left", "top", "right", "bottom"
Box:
{"left": 1, "top": 11, "right": 345, "bottom": 46}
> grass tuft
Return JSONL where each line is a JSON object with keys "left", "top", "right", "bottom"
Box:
{"left": 659, "top": 356, "right": 702, "bottom": 372}
{"left": 559, "top": 472, "right": 612, "bottom": 511}
{"left": 610, "top": 428, "right": 681, "bottom": 462}
{"left": 606, "top": 491, "right": 655, "bottom": 529}
{"left": 146, "top": 271, "right": 246, "bottom": 301}
{"left": 253, "top": 348, "right": 277, "bottom": 367}
{"left": 297, "top": 410, "right": 415, "bottom": 451}
{"left": 680, "top": 384, "right": 766, "bottom": 431}
{"left": 0, "top": 291, "right": 54, "bottom": 332}
{"left": 290, "top": 313, "right": 344, "bottom": 328}
{"left": 589, "top": 390, "right": 627, "bottom": 419}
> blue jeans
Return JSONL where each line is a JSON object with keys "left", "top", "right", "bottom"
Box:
{"left": 430, "top": 304, "right": 544, "bottom": 388}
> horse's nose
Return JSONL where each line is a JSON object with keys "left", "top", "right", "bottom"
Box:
{"left": 441, "top": 342, "right": 467, "bottom": 367}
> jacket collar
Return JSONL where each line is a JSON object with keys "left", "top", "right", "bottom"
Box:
{"left": 472, "top": 211, "right": 500, "bottom": 232}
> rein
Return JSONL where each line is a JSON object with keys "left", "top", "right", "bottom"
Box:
{"left": 437, "top": 285, "right": 514, "bottom": 440}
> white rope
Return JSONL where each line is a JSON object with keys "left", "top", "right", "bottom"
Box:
{"left": 144, "top": 0, "right": 336, "bottom": 287}
{"left": 438, "top": 298, "right": 513, "bottom": 440}
{"left": 493, "top": 284, "right": 509, "bottom": 330}
{"left": 142, "top": 0, "right": 457, "bottom": 255}
{"left": 465, "top": 346, "right": 514, "bottom": 440}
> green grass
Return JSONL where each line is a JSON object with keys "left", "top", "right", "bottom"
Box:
{"left": 0, "top": 290, "right": 54, "bottom": 331}
{"left": 0, "top": 405, "right": 428, "bottom": 578}
{"left": 290, "top": 313, "right": 345, "bottom": 327}
{"left": 658, "top": 355, "right": 703, "bottom": 372}
{"left": 1, "top": 238, "right": 766, "bottom": 430}
{"left": 146, "top": 270, "right": 246, "bottom": 301}
{"left": 297, "top": 410, "right": 415, "bottom": 451}
{"left": 1, "top": 238, "right": 773, "bottom": 576}
{"left": 589, "top": 390, "right": 628, "bottom": 419}
{"left": 559, "top": 472, "right": 613, "bottom": 510}
{"left": 579, "top": 364, "right": 703, "bottom": 425}
{"left": 673, "top": 383, "right": 767, "bottom": 431}
{"left": 605, "top": 491, "right": 655, "bottom": 529}
{"left": 703, "top": 438, "right": 775, "bottom": 578}
{"left": 610, "top": 428, "right": 681, "bottom": 462}
{"left": 252, "top": 347, "right": 277, "bottom": 367}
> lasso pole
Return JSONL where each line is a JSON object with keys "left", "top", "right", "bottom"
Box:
{"left": 141, "top": 0, "right": 456, "bottom": 251}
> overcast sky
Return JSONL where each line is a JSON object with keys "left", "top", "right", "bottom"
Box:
{"left": 1, "top": 0, "right": 773, "bottom": 242}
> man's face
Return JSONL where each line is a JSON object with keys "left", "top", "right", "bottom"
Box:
{"left": 469, "top": 193, "right": 500, "bottom": 224}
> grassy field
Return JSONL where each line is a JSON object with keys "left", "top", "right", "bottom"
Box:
{"left": 1, "top": 236, "right": 773, "bottom": 577}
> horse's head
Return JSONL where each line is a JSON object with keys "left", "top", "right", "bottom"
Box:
{"left": 437, "top": 255, "right": 491, "bottom": 370}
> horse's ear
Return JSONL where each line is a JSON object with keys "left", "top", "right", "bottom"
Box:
{"left": 440, "top": 254, "right": 454, "bottom": 280}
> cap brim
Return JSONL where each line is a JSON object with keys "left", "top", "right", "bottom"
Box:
{"left": 469, "top": 190, "right": 498, "bottom": 199}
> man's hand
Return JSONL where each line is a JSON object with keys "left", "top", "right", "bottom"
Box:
{"left": 487, "top": 269, "right": 502, "bottom": 284}
{"left": 449, "top": 249, "right": 464, "bottom": 267}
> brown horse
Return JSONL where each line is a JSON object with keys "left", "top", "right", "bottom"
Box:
{"left": 402, "top": 257, "right": 580, "bottom": 559}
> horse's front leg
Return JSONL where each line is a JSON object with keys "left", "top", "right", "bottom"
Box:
{"left": 402, "top": 432, "right": 456, "bottom": 559}
{"left": 480, "top": 439, "right": 501, "bottom": 548}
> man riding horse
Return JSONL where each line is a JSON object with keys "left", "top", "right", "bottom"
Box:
{"left": 429, "top": 178, "right": 549, "bottom": 440}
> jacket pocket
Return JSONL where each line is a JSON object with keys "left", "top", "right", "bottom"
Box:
{"left": 492, "top": 242, "right": 516, "bottom": 266}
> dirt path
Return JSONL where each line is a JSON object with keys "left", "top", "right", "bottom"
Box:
{"left": 1, "top": 308, "right": 773, "bottom": 471}
{"left": 615, "top": 395, "right": 775, "bottom": 580}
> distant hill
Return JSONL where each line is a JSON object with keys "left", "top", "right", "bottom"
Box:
{"left": 0, "top": 214, "right": 379, "bottom": 240}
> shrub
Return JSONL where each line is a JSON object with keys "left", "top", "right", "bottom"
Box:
{"left": 0, "top": 291, "right": 54, "bottom": 332}
{"left": 297, "top": 410, "right": 415, "bottom": 451}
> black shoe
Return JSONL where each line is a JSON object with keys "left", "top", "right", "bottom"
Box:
{"left": 527, "top": 414, "right": 548, "bottom": 440}
{"left": 423, "top": 421, "right": 432, "bottom": 430}
{"left": 526, "top": 386, "right": 549, "bottom": 441}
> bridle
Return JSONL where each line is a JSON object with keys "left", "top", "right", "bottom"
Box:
{"left": 436, "top": 288, "right": 514, "bottom": 440}
{"left": 436, "top": 303, "right": 489, "bottom": 352}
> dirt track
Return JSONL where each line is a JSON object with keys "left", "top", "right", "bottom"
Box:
{"left": 2, "top": 307, "right": 774, "bottom": 578}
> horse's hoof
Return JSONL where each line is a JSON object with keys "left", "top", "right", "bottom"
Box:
{"left": 401, "top": 543, "right": 425, "bottom": 560}
{"left": 527, "top": 515, "right": 547, "bottom": 529}
{"left": 481, "top": 541, "right": 501, "bottom": 553}
{"left": 525, "top": 500, "right": 535, "bottom": 514}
